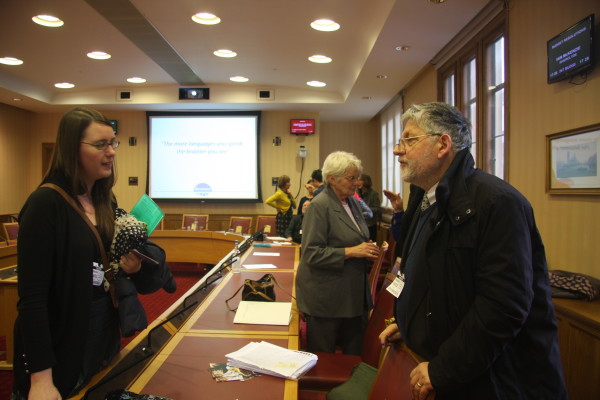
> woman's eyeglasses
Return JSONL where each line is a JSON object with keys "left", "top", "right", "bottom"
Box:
{"left": 80, "top": 140, "right": 120, "bottom": 151}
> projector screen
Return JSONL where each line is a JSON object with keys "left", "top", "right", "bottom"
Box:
{"left": 147, "top": 111, "right": 262, "bottom": 202}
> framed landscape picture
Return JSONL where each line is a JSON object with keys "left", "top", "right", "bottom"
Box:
{"left": 546, "top": 123, "right": 600, "bottom": 195}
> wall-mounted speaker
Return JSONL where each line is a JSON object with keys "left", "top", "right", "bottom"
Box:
{"left": 257, "top": 89, "right": 274, "bottom": 100}
{"left": 116, "top": 90, "right": 132, "bottom": 101}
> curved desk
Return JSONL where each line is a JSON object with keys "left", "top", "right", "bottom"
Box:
{"left": 149, "top": 230, "right": 245, "bottom": 264}
{"left": 73, "top": 238, "right": 301, "bottom": 400}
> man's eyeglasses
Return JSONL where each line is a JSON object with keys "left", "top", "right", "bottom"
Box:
{"left": 80, "top": 140, "right": 120, "bottom": 151}
{"left": 396, "top": 133, "right": 441, "bottom": 151}
{"left": 343, "top": 175, "right": 359, "bottom": 182}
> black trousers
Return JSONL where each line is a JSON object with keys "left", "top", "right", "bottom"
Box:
{"left": 305, "top": 313, "right": 368, "bottom": 355}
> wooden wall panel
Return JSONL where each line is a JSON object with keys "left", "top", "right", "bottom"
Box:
{"left": 508, "top": 0, "right": 600, "bottom": 276}
{"left": 320, "top": 120, "right": 380, "bottom": 192}
{"left": 0, "top": 104, "right": 34, "bottom": 214}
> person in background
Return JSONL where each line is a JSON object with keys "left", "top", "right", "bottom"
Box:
{"left": 265, "top": 175, "right": 296, "bottom": 237}
{"left": 378, "top": 102, "right": 566, "bottom": 400}
{"left": 311, "top": 169, "right": 325, "bottom": 197}
{"left": 357, "top": 174, "right": 381, "bottom": 242}
{"left": 296, "top": 151, "right": 380, "bottom": 355}
{"left": 297, "top": 180, "right": 315, "bottom": 215}
{"left": 285, "top": 200, "right": 310, "bottom": 244}
{"left": 12, "top": 108, "right": 145, "bottom": 399}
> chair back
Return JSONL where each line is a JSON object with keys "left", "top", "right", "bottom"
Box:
{"left": 368, "top": 241, "right": 389, "bottom": 303}
{"left": 368, "top": 342, "right": 434, "bottom": 400}
{"left": 182, "top": 214, "right": 209, "bottom": 230}
{"left": 255, "top": 215, "right": 276, "bottom": 235}
{"left": 2, "top": 222, "right": 19, "bottom": 241}
{"left": 361, "top": 282, "right": 395, "bottom": 367}
{"left": 229, "top": 216, "right": 252, "bottom": 234}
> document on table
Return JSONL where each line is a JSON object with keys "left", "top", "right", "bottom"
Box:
{"left": 233, "top": 301, "right": 292, "bottom": 326}
{"left": 253, "top": 252, "right": 280, "bottom": 256}
{"left": 226, "top": 341, "right": 318, "bottom": 380}
{"left": 242, "top": 264, "right": 277, "bottom": 269}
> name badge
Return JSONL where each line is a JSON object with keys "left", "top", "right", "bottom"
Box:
{"left": 92, "top": 262, "right": 104, "bottom": 287}
{"left": 386, "top": 274, "right": 405, "bottom": 298}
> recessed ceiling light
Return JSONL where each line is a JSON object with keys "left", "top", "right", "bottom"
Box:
{"left": 87, "top": 51, "right": 111, "bottom": 60}
{"left": 428, "top": 0, "right": 446, "bottom": 3}
{"left": 192, "top": 12, "right": 221, "bottom": 25}
{"left": 32, "top": 15, "right": 64, "bottom": 27}
{"left": 127, "top": 77, "right": 146, "bottom": 83}
{"left": 376, "top": 74, "right": 388, "bottom": 79}
{"left": 395, "top": 45, "right": 411, "bottom": 51}
{"left": 214, "top": 49, "right": 237, "bottom": 58}
{"left": 13, "top": 98, "right": 22, "bottom": 102}
{"left": 0, "top": 57, "right": 24, "bottom": 65}
{"left": 230, "top": 76, "right": 249, "bottom": 82}
{"left": 307, "top": 80, "right": 326, "bottom": 87}
{"left": 362, "top": 96, "right": 372, "bottom": 100}
{"left": 308, "top": 55, "right": 332, "bottom": 64}
{"left": 310, "top": 19, "right": 340, "bottom": 32}
{"left": 54, "top": 82, "right": 74, "bottom": 89}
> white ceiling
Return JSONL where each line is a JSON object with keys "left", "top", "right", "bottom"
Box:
{"left": 0, "top": 0, "right": 492, "bottom": 122}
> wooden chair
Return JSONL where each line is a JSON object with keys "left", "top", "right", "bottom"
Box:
{"left": 300, "top": 339, "right": 433, "bottom": 400}
{"left": 2, "top": 222, "right": 19, "bottom": 244}
{"left": 299, "top": 277, "right": 396, "bottom": 392}
{"left": 181, "top": 214, "right": 209, "bottom": 231}
{"left": 368, "top": 342, "right": 434, "bottom": 400}
{"left": 255, "top": 215, "right": 277, "bottom": 235}
{"left": 368, "top": 241, "right": 389, "bottom": 304}
{"left": 228, "top": 216, "right": 252, "bottom": 234}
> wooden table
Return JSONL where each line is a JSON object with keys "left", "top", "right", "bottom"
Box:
{"left": 71, "top": 237, "right": 301, "bottom": 400}
{"left": 0, "top": 264, "right": 17, "bottom": 369}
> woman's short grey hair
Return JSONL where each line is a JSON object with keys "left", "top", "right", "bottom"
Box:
{"left": 401, "top": 102, "right": 472, "bottom": 151}
{"left": 322, "top": 151, "right": 363, "bottom": 185}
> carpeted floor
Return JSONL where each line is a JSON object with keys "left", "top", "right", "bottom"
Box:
{"left": 0, "top": 267, "right": 204, "bottom": 400}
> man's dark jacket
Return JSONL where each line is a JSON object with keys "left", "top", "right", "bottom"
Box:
{"left": 396, "top": 149, "right": 567, "bottom": 399}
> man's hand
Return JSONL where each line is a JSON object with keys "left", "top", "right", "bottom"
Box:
{"left": 383, "top": 190, "right": 404, "bottom": 213}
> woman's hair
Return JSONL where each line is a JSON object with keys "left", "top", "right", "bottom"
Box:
{"left": 401, "top": 102, "right": 472, "bottom": 151}
{"left": 278, "top": 174, "right": 290, "bottom": 189}
{"left": 44, "top": 107, "right": 116, "bottom": 243}
{"left": 322, "top": 151, "right": 363, "bottom": 185}
{"left": 359, "top": 174, "right": 372, "bottom": 189}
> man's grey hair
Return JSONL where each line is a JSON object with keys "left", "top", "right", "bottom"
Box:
{"left": 322, "top": 151, "right": 363, "bottom": 185}
{"left": 401, "top": 102, "right": 472, "bottom": 151}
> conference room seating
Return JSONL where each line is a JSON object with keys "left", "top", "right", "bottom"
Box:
{"left": 368, "top": 241, "right": 389, "bottom": 304}
{"left": 299, "top": 341, "right": 432, "bottom": 400}
{"left": 1, "top": 222, "right": 18, "bottom": 245}
{"left": 181, "top": 214, "right": 209, "bottom": 231}
{"left": 228, "top": 216, "right": 252, "bottom": 234}
{"left": 299, "top": 281, "right": 396, "bottom": 392}
{"left": 369, "top": 342, "right": 435, "bottom": 400}
{"left": 255, "top": 215, "right": 276, "bottom": 235}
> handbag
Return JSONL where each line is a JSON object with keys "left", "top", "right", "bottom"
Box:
{"left": 226, "top": 273, "right": 282, "bottom": 311}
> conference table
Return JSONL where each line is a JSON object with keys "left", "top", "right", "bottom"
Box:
{"left": 73, "top": 231, "right": 301, "bottom": 400}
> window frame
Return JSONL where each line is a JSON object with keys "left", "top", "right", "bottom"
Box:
{"left": 437, "top": 13, "right": 509, "bottom": 180}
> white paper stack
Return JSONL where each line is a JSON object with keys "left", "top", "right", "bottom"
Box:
{"left": 225, "top": 341, "right": 318, "bottom": 380}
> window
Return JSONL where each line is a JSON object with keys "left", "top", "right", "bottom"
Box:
{"left": 379, "top": 97, "right": 403, "bottom": 206}
{"left": 438, "top": 14, "right": 508, "bottom": 179}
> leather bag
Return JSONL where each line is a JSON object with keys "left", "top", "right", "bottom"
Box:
{"left": 226, "top": 273, "right": 278, "bottom": 311}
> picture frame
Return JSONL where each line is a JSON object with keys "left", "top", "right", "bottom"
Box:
{"left": 546, "top": 123, "right": 600, "bottom": 195}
